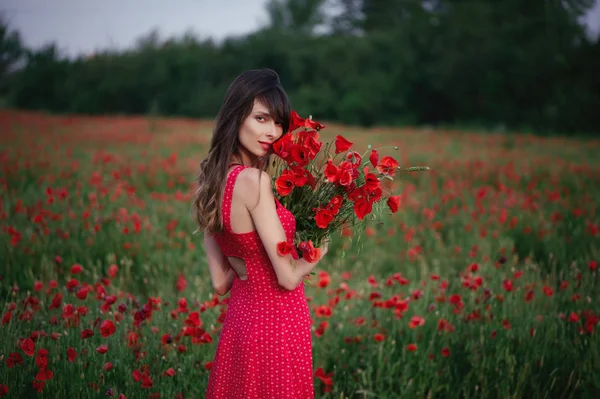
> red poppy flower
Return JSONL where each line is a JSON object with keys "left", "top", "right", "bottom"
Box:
{"left": 35, "top": 368, "right": 54, "bottom": 381}
{"left": 298, "top": 241, "right": 321, "bottom": 263}
{"left": 49, "top": 292, "right": 62, "bottom": 309}
{"left": 338, "top": 168, "right": 353, "bottom": 186}
{"left": 66, "top": 347, "right": 77, "bottom": 362}
{"left": 275, "top": 169, "right": 295, "bottom": 196}
{"left": 273, "top": 133, "right": 294, "bottom": 161}
{"left": 327, "top": 195, "right": 343, "bottom": 213}
{"left": 291, "top": 166, "right": 313, "bottom": 187}
{"left": 132, "top": 369, "right": 143, "bottom": 382}
{"left": 387, "top": 195, "right": 402, "bottom": 213}
{"left": 99, "top": 320, "right": 116, "bottom": 338}
{"left": 81, "top": 329, "right": 94, "bottom": 339}
{"left": 304, "top": 117, "right": 325, "bottom": 131}
{"left": 376, "top": 156, "right": 399, "bottom": 176}
{"left": 313, "top": 208, "right": 335, "bottom": 229}
{"left": 315, "top": 321, "right": 328, "bottom": 337}
{"left": 408, "top": 316, "right": 425, "bottom": 329}
{"left": 185, "top": 312, "right": 202, "bottom": 327}
{"left": 1, "top": 311, "right": 11, "bottom": 325}
{"left": 70, "top": 264, "right": 83, "bottom": 274}
{"left": 289, "top": 145, "right": 309, "bottom": 166}
{"left": 406, "top": 343, "right": 418, "bottom": 352}
{"left": 324, "top": 160, "right": 339, "bottom": 183}
{"left": 108, "top": 264, "right": 119, "bottom": 278}
{"left": 35, "top": 348, "right": 49, "bottom": 369}
{"left": 303, "top": 133, "right": 322, "bottom": 159}
{"left": 353, "top": 200, "right": 372, "bottom": 221}
{"left": 163, "top": 368, "right": 176, "bottom": 377}
{"left": 543, "top": 286, "right": 554, "bottom": 297}
{"left": 317, "top": 271, "right": 330, "bottom": 288}
{"left": 369, "top": 149, "right": 379, "bottom": 168}
{"left": 334, "top": 135, "right": 353, "bottom": 154}
{"left": 176, "top": 273, "right": 188, "bottom": 292}
{"left": 96, "top": 345, "right": 108, "bottom": 354}
{"left": 141, "top": 375, "right": 153, "bottom": 389}
{"left": 569, "top": 312, "right": 580, "bottom": 322}
{"left": 20, "top": 337, "right": 35, "bottom": 357}
{"left": 314, "top": 367, "right": 333, "bottom": 385}
{"left": 276, "top": 241, "right": 293, "bottom": 256}
{"left": 66, "top": 278, "right": 79, "bottom": 290}
{"left": 288, "top": 110, "right": 305, "bottom": 132}
{"left": 161, "top": 334, "right": 172, "bottom": 345}
{"left": 6, "top": 352, "right": 23, "bottom": 368}
{"left": 127, "top": 331, "right": 140, "bottom": 347}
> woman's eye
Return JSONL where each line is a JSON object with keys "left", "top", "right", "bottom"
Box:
{"left": 256, "top": 116, "right": 265, "bottom": 122}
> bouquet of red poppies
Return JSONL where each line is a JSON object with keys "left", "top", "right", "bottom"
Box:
{"left": 272, "top": 111, "right": 430, "bottom": 262}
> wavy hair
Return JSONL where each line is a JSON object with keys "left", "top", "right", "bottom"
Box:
{"left": 192, "top": 68, "right": 291, "bottom": 235}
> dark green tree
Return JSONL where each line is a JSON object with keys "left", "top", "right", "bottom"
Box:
{"left": 2, "top": 0, "right": 599, "bottom": 134}
{"left": 266, "top": 0, "right": 329, "bottom": 33}
{"left": 0, "top": 15, "right": 24, "bottom": 98}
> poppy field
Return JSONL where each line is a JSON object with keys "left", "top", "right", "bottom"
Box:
{"left": 1, "top": 109, "right": 599, "bottom": 398}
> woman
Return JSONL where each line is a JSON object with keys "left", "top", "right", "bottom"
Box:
{"left": 193, "top": 68, "right": 328, "bottom": 399}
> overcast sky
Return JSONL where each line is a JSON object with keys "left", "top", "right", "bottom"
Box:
{"left": 3, "top": 0, "right": 600, "bottom": 58}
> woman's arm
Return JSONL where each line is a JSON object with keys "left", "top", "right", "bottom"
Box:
{"left": 237, "top": 168, "right": 327, "bottom": 291}
{"left": 203, "top": 232, "right": 236, "bottom": 296}
{"left": 219, "top": 268, "right": 237, "bottom": 296}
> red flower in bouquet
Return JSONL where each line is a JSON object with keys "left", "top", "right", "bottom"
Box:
{"left": 270, "top": 110, "right": 430, "bottom": 257}
{"left": 277, "top": 241, "right": 294, "bottom": 256}
{"left": 334, "top": 135, "right": 353, "bottom": 154}
{"left": 369, "top": 149, "right": 379, "bottom": 168}
{"left": 314, "top": 208, "right": 335, "bottom": 228}
{"left": 297, "top": 241, "right": 321, "bottom": 263}
{"left": 275, "top": 169, "right": 295, "bottom": 196}
{"left": 377, "top": 156, "right": 400, "bottom": 176}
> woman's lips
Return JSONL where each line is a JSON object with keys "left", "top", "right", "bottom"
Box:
{"left": 259, "top": 142, "right": 271, "bottom": 150}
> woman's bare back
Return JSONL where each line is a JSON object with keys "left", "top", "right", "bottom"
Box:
{"left": 223, "top": 165, "right": 257, "bottom": 280}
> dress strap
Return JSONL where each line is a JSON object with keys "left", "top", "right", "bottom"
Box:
{"left": 222, "top": 165, "right": 246, "bottom": 232}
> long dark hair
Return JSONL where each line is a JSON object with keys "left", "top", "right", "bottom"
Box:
{"left": 192, "top": 68, "right": 291, "bottom": 235}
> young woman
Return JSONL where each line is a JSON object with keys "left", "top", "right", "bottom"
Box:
{"left": 193, "top": 68, "right": 328, "bottom": 399}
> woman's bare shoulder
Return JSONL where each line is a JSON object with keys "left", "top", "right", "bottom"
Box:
{"left": 236, "top": 167, "right": 270, "bottom": 191}
{"left": 235, "top": 167, "right": 273, "bottom": 209}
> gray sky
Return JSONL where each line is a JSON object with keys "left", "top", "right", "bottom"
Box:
{"left": 3, "top": 0, "right": 600, "bottom": 58}
{"left": 2, "top": 0, "right": 272, "bottom": 56}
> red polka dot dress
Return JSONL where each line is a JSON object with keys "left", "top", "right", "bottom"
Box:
{"left": 206, "top": 165, "right": 314, "bottom": 399}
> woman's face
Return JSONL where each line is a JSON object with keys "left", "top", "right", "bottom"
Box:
{"left": 237, "top": 100, "right": 284, "bottom": 165}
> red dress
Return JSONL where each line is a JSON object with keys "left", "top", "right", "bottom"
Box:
{"left": 206, "top": 165, "right": 314, "bottom": 399}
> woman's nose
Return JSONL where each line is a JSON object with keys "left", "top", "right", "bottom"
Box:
{"left": 266, "top": 122, "right": 277, "bottom": 139}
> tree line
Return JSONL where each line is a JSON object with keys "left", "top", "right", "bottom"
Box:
{"left": 1, "top": 0, "right": 599, "bottom": 135}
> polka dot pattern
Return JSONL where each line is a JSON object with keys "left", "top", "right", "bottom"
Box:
{"left": 206, "top": 165, "right": 314, "bottom": 399}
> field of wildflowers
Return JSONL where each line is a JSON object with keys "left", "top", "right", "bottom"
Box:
{"left": 1, "top": 109, "right": 599, "bottom": 398}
